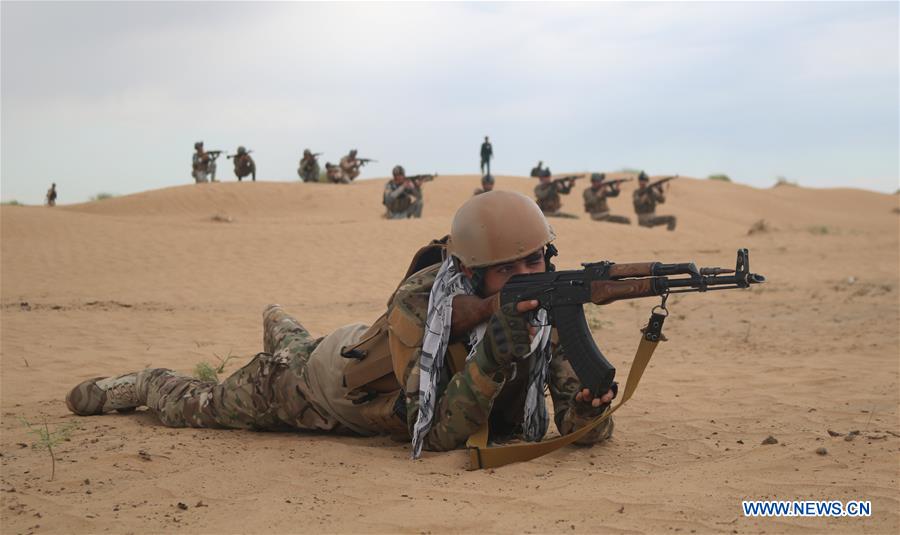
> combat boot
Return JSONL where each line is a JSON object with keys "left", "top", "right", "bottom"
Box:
{"left": 66, "top": 373, "right": 145, "bottom": 416}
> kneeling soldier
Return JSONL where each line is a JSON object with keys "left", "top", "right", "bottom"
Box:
{"left": 633, "top": 171, "right": 676, "bottom": 231}
{"left": 584, "top": 173, "right": 630, "bottom": 224}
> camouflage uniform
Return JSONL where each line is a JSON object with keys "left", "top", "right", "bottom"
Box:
{"left": 339, "top": 155, "right": 361, "bottom": 182}
{"left": 583, "top": 187, "right": 630, "bottom": 224}
{"left": 192, "top": 151, "right": 212, "bottom": 183}
{"left": 66, "top": 267, "right": 612, "bottom": 451}
{"left": 46, "top": 184, "right": 57, "bottom": 207}
{"left": 233, "top": 154, "right": 256, "bottom": 182}
{"left": 534, "top": 182, "right": 578, "bottom": 219}
{"left": 633, "top": 186, "right": 676, "bottom": 230}
{"left": 383, "top": 180, "right": 423, "bottom": 219}
{"left": 298, "top": 155, "right": 320, "bottom": 183}
{"left": 326, "top": 164, "right": 349, "bottom": 184}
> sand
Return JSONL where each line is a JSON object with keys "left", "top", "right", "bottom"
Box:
{"left": 1, "top": 175, "right": 898, "bottom": 534}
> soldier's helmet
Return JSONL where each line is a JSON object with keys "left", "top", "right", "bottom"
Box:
{"left": 448, "top": 191, "right": 555, "bottom": 268}
{"left": 303, "top": 149, "right": 311, "bottom": 157}
{"left": 350, "top": 149, "right": 358, "bottom": 157}
{"left": 237, "top": 146, "right": 247, "bottom": 155}
{"left": 194, "top": 141, "right": 203, "bottom": 150}
{"left": 591, "top": 172, "right": 606, "bottom": 182}
{"left": 482, "top": 174, "right": 495, "bottom": 184}
{"left": 392, "top": 165, "right": 405, "bottom": 177}
{"left": 638, "top": 171, "right": 648, "bottom": 182}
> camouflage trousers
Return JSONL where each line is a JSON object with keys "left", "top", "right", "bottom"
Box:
{"left": 544, "top": 211, "right": 579, "bottom": 219}
{"left": 386, "top": 199, "right": 423, "bottom": 219}
{"left": 638, "top": 213, "right": 677, "bottom": 230}
{"left": 134, "top": 306, "right": 381, "bottom": 435}
{"left": 589, "top": 212, "right": 631, "bottom": 224}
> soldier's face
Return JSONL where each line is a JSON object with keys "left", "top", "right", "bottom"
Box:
{"left": 393, "top": 174, "right": 405, "bottom": 183}
{"left": 483, "top": 182, "right": 494, "bottom": 191}
{"left": 480, "top": 250, "right": 546, "bottom": 296}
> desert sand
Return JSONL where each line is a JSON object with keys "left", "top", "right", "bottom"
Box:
{"left": 1, "top": 175, "right": 898, "bottom": 534}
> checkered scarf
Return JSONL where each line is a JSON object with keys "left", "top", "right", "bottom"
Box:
{"left": 411, "top": 257, "right": 552, "bottom": 459}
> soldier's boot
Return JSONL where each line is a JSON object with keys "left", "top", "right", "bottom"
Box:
{"left": 666, "top": 216, "right": 677, "bottom": 231}
{"left": 66, "top": 372, "right": 150, "bottom": 416}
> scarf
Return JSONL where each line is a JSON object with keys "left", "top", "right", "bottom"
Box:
{"left": 410, "top": 257, "right": 553, "bottom": 459}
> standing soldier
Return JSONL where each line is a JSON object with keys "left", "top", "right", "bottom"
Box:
{"left": 64, "top": 191, "right": 615, "bottom": 459}
{"left": 230, "top": 146, "right": 256, "bottom": 182}
{"left": 473, "top": 174, "right": 495, "bottom": 196}
{"left": 480, "top": 136, "right": 493, "bottom": 175}
{"left": 325, "top": 162, "right": 349, "bottom": 184}
{"left": 633, "top": 172, "right": 677, "bottom": 231}
{"left": 383, "top": 165, "right": 424, "bottom": 219}
{"left": 45, "top": 183, "right": 57, "bottom": 206}
{"left": 534, "top": 174, "right": 579, "bottom": 218}
{"left": 583, "top": 173, "right": 631, "bottom": 224}
{"left": 298, "top": 149, "right": 321, "bottom": 183}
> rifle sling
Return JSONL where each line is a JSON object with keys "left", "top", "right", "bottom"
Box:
{"left": 466, "top": 312, "right": 665, "bottom": 470}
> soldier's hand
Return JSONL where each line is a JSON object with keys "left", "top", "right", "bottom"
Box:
{"left": 575, "top": 387, "right": 614, "bottom": 408}
{"left": 474, "top": 301, "right": 537, "bottom": 375}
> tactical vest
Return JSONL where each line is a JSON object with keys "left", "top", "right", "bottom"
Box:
{"left": 339, "top": 236, "right": 471, "bottom": 437}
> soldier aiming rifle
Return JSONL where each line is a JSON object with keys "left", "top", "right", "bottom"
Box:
{"left": 584, "top": 173, "right": 631, "bottom": 224}
{"left": 633, "top": 172, "right": 678, "bottom": 230}
{"left": 228, "top": 146, "right": 256, "bottom": 182}
{"left": 298, "top": 149, "right": 322, "bottom": 183}
{"left": 535, "top": 173, "right": 582, "bottom": 218}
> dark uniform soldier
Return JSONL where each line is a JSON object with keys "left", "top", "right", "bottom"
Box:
{"left": 480, "top": 136, "right": 493, "bottom": 175}
{"left": 191, "top": 141, "right": 214, "bottom": 183}
{"left": 583, "top": 173, "right": 631, "bottom": 224}
{"left": 530, "top": 161, "right": 548, "bottom": 178}
{"left": 534, "top": 174, "right": 578, "bottom": 218}
{"left": 473, "top": 174, "right": 495, "bottom": 196}
{"left": 633, "top": 172, "right": 676, "bottom": 231}
{"left": 46, "top": 183, "right": 57, "bottom": 207}
{"left": 231, "top": 146, "right": 256, "bottom": 182}
{"left": 65, "top": 191, "right": 614, "bottom": 458}
{"left": 298, "top": 149, "right": 320, "bottom": 183}
{"left": 383, "top": 165, "right": 423, "bottom": 218}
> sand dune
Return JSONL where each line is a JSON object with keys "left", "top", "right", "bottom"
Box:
{"left": 1, "top": 176, "right": 898, "bottom": 533}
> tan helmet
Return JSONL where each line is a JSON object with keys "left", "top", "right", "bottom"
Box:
{"left": 448, "top": 190, "right": 555, "bottom": 268}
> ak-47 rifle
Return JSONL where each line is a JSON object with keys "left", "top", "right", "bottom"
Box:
{"left": 599, "top": 177, "right": 633, "bottom": 188}
{"left": 648, "top": 174, "right": 678, "bottom": 189}
{"left": 551, "top": 174, "right": 583, "bottom": 186}
{"left": 409, "top": 173, "right": 438, "bottom": 184}
{"left": 227, "top": 150, "right": 253, "bottom": 159}
{"left": 206, "top": 150, "right": 224, "bottom": 160}
{"left": 499, "top": 248, "right": 764, "bottom": 397}
{"left": 358, "top": 158, "right": 377, "bottom": 165}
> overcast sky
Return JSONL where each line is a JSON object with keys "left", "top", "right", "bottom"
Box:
{"left": 2, "top": 1, "right": 898, "bottom": 204}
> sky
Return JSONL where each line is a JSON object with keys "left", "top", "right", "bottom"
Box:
{"left": 1, "top": 1, "right": 898, "bottom": 204}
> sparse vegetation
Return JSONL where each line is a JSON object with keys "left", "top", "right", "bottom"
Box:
{"left": 747, "top": 219, "right": 771, "bottom": 235}
{"left": 210, "top": 213, "right": 234, "bottom": 223}
{"left": 318, "top": 169, "right": 330, "bottom": 183}
{"left": 808, "top": 225, "right": 831, "bottom": 235}
{"left": 708, "top": 174, "right": 731, "bottom": 182}
{"left": 20, "top": 418, "right": 76, "bottom": 481}
{"left": 90, "top": 192, "right": 116, "bottom": 201}
{"left": 2, "top": 200, "right": 22, "bottom": 206}
{"left": 193, "top": 350, "right": 238, "bottom": 383}
{"left": 774, "top": 176, "right": 797, "bottom": 187}
{"left": 618, "top": 168, "right": 641, "bottom": 175}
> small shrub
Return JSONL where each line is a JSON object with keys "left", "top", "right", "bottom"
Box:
{"left": 90, "top": 192, "right": 115, "bottom": 201}
{"left": 194, "top": 362, "right": 219, "bottom": 383}
{"left": 210, "top": 214, "right": 234, "bottom": 223}
{"left": 2, "top": 200, "right": 22, "bottom": 206}
{"left": 747, "top": 219, "right": 771, "bottom": 235}
{"left": 708, "top": 174, "right": 731, "bottom": 182}
{"left": 808, "top": 225, "right": 830, "bottom": 235}
{"left": 20, "top": 418, "right": 76, "bottom": 481}
{"left": 774, "top": 176, "right": 797, "bottom": 187}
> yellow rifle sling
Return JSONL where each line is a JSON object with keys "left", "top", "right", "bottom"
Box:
{"left": 466, "top": 334, "right": 660, "bottom": 470}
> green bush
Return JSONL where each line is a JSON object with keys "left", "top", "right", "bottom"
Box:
{"left": 708, "top": 174, "right": 731, "bottom": 182}
{"left": 1, "top": 200, "right": 22, "bottom": 206}
{"left": 90, "top": 192, "right": 116, "bottom": 201}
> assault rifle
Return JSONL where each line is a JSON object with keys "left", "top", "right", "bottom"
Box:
{"left": 358, "top": 158, "right": 377, "bottom": 165}
{"left": 408, "top": 173, "right": 437, "bottom": 184}
{"left": 648, "top": 175, "right": 678, "bottom": 189}
{"left": 500, "top": 248, "right": 764, "bottom": 397}
{"left": 206, "top": 150, "right": 224, "bottom": 160}
{"left": 552, "top": 174, "right": 583, "bottom": 185}
{"left": 227, "top": 150, "right": 253, "bottom": 159}
{"left": 599, "top": 178, "right": 633, "bottom": 188}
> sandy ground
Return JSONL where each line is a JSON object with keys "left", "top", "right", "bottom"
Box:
{"left": 1, "top": 175, "right": 898, "bottom": 534}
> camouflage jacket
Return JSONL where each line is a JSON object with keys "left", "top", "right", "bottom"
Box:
{"left": 233, "top": 154, "right": 255, "bottom": 176}
{"left": 583, "top": 186, "right": 619, "bottom": 214}
{"left": 192, "top": 151, "right": 210, "bottom": 172}
{"left": 383, "top": 180, "right": 420, "bottom": 214}
{"left": 390, "top": 264, "right": 611, "bottom": 452}
{"left": 633, "top": 186, "right": 665, "bottom": 215}
{"left": 534, "top": 182, "right": 571, "bottom": 214}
